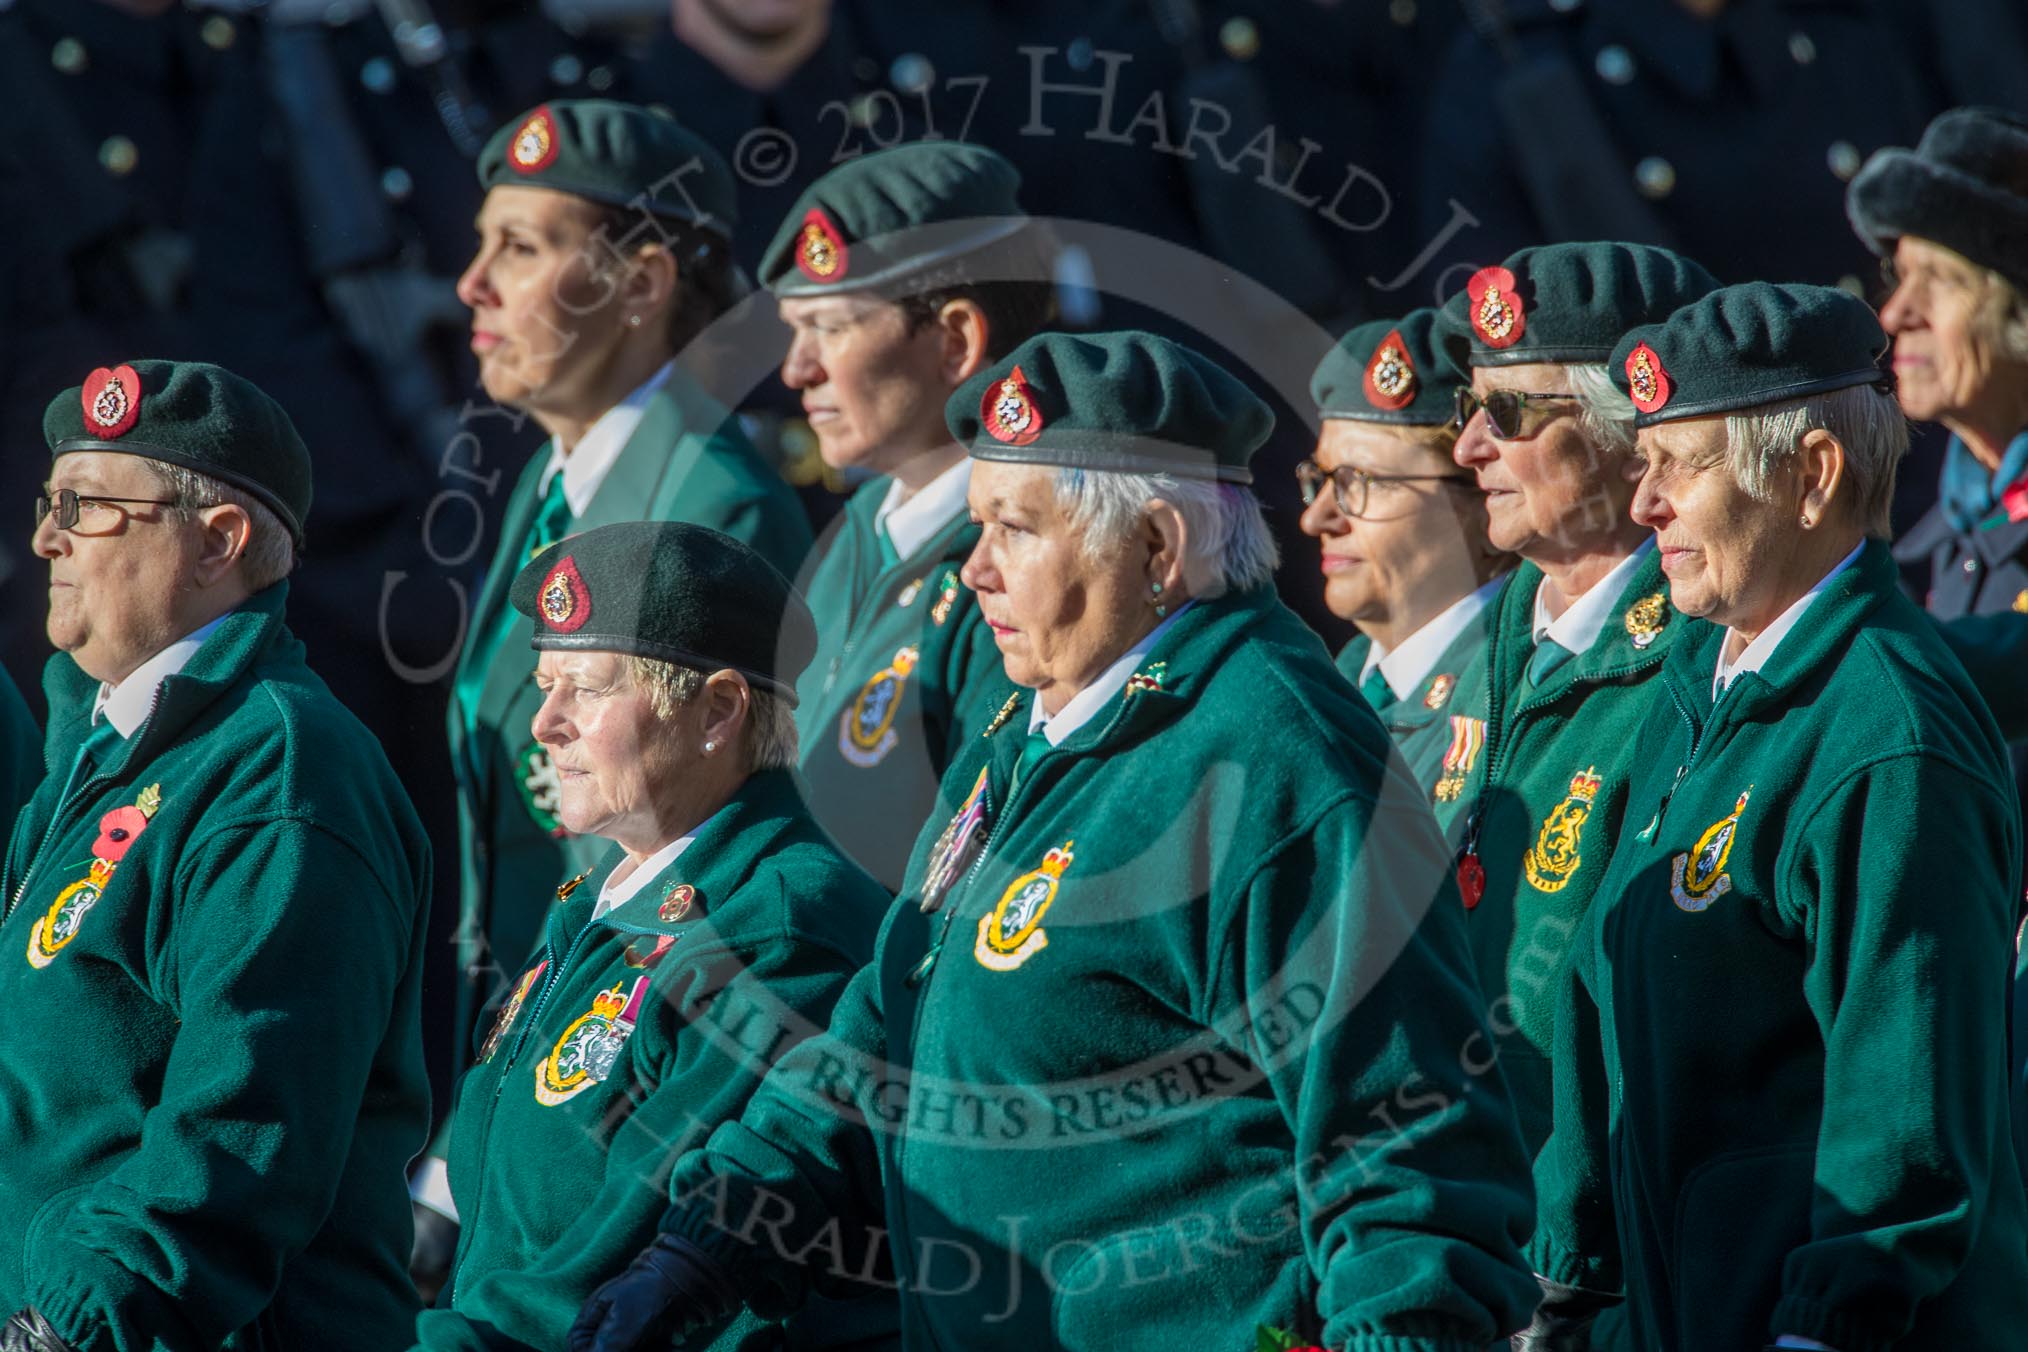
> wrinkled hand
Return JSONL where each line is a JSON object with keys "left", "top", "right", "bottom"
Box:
{"left": 567, "top": 1233, "right": 739, "bottom": 1352}
{"left": 0, "top": 1309, "right": 79, "bottom": 1352}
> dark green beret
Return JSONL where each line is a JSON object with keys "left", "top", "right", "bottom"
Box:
{"left": 1311, "top": 308, "right": 1457, "bottom": 426}
{"left": 946, "top": 330, "right": 1272, "bottom": 484}
{"left": 44, "top": 359, "right": 311, "bottom": 546}
{"left": 760, "top": 142, "right": 1027, "bottom": 297}
{"left": 478, "top": 100, "right": 736, "bottom": 237}
{"left": 1609, "top": 282, "right": 1890, "bottom": 428}
{"left": 511, "top": 521, "right": 816, "bottom": 704}
{"left": 1437, "top": 241, "right": 1720, "bottom": 369}
{"left": 1847, "top": 107, "right": 2028, "bottom": 295}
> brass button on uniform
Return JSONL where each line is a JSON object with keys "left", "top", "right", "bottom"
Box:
{"left": 99, "top": 136, "right": 139, "bottom": 177}
{"left": 1634, "top": 156, "right": 1677, "bottom": 200}
{"left": 890, "top": 52, "right": 934, "bottom": 93}
{"left": 52, "top": 38, "right": 87, "bottom": 75}
{"left": 1827, "top": 140, "right": 1862, "bottom": 180}
{"left": 1595, "top": 44, "right": 1636, "bottom": 85}
{"left": 201, "top": 16, "right": 236, "bottom": 51}
{"left": 1788, "top": 32, "right": 1817, "bottom": 64}
{"left": 1220, "top": 18, "right": 1260, "bottom": 61}
{"left": 1389, "top": 0, "right": 1418, "bottom": 25}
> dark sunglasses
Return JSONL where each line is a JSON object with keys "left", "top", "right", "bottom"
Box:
{"left": 1453, "top": 386, "right": 1581, "bottom": 440}
{"left": 35, "top": 488, "right": 179, "bottom": 532}
{"left": 1294, "top": 460, "right": 1475, "bottom": 519}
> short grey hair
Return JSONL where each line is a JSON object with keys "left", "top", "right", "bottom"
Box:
{"left": 1051, "top": 467, "right": 1279, "bottom": 597}
{"left": 142, "top": 462, "right": 295, "bottom": 590}
{"left": 625, "top": 655, "right": 798, "bottom": 771}
{"left": 1564, "top": 363, "right": 1638, "bottom": 461}
{"left": 1722, "top": 384, "right": 1908, "bottom": 537}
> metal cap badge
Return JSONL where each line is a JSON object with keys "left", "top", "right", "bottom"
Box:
{"left": 1625, "top": 341, "right": 1672, "bottom": 414}
{"left": 538, "top": 554, "right": 591, "bottom": 633}
{"left": 1361, "top": 329, "right": 1418, "bottom": 410}
{"left": 509, "top": 106, "right": 560, "bottom": 174}
{"left": 82, "top": 365, "right": 143, "bottom": 439}
{"left": 796, "top": 208, "right": 850, "bottom": 282}
{"left": 980, "top": 365, "right": 1045, "bottom": 445}
{"left": 1468, "top": 265, "right": 1525, "bottom": 348}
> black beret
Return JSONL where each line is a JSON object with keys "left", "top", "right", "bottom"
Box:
{"left": 512, "top": 521, "right": 816, "bottom": 704}
{"left": 44, "top": 360, "right": 312, "bottom": 546}
{"left": 1437, "top": 241, "right": 1720, "bottom": 369}
{"left": 1847, "top": 107, "right": 2028, "bottom": 295}
{"left": 947, "top": 330, "right": 1273, "bottom": 484}
{"left": 1610, "top": 282, "right": 1890, "bottom": 427}
{"left": 478, "top": 100, "right": 737, "bottom": 236}
{"left": 1311, "top": 308, "right": 1458, "bottom": 426}
{"left": 759, "top": 142, "right": 1028, "bottom": 297}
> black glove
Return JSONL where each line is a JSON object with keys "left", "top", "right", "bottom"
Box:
{"left": 409, "top": 1200, "right": 460, "bottom": 1307}
{"left": 1511, "top": 1275, "right": 1616, "bottom": 1352}
{"left": 567, "top": 1232, "right": 740, "bottom": 1352}
{"left": 0, "top": 1309, "right": 80, "bottom": 1352}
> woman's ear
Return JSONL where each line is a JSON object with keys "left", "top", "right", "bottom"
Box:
{"left": 1796, "top": 427, "right": 1847, "bottom": 528}
{"left": 1142, "top": 498, "right": 1191, "bottom": 599}
{"left": 619, "top": 244, "right": 679, "bottom": 329}
{"left": 697, "top": 670, "right": 752, "bottom": 755}
{"left": 936, "top": 298, "right": 993, "bottom": 389}
{"left": 192, "top": 503, "right": 254, "bottom": 589}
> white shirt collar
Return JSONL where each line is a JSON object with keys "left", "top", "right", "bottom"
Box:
{"left": 540, "top": 360, "right": 674, "bottom": 517}
{"left": 1371, "top": 575, "right": 1507, "bottom": 700}
{"left": 1027, "top": 602, "right": 1193, "bottom": 746}
{"left": 92, "top": 615, "right": 229, "bottom": 738}
{"left": 591, "top": 827, "right": 700, "bottom": 923}
{"left": 873, "top": 458, "right": 972, "bottom": 562}
{"left": 1713, "top": 542, "right": 1864, "bottom": 699}
{"left": 1532, "top": 539, "right": 1655, "bottom": 657}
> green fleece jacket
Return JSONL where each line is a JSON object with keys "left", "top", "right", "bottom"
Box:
{"left": 447, "top": 373, "right": 812, "bottom": 1070}
{"left": 1335, "top": 607, "right": 1495, "bottom": 832}
{"left": 0, "top": 582, "right": 431, "bottom": 1352}
{"left": 1452, "top": 548, "right": 1687, "bottom": 1153}
{"left": 0, "top": 664, "right": 39, "bottom": 826}
{"left": 415, "top": 769, "right": 892, "bottom": 1352}
{"left": 793, "top": 478, "right": 1006, "bottom": 892}
{"left": 1532, "top": 541, "right": 2028, "bottom": 1351}
{"left": 658, "top": 588, "right": 1540, "bottom": 1351}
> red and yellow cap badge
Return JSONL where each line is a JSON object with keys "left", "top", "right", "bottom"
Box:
{"left": 82, "top": 365, "right": 142, "bottom": 439}
{"left": 508, "top": 106, "right": 560, "bottom": 174}
{"left": 538, "top": 554, "right": 591, "bottom": 633}
{"left": 795, "top": 208, "right": 850, "bottom": 283}
{"left": 980, "top": 365, "right": 1045, "bottom": 446}
{"left": 1361, "top": 329, "right": 1418, "bottom": 410}
{"left": 1625, "top": 341, "right": 1672, "bottom": 414}
{"left": 1467, "top": 266, "right": 1525, "bottom": 349}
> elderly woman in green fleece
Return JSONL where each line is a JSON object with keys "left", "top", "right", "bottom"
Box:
{"left": 1525, "top": 284, "right": 2028, "bottom": 1351}
{"left": 411, "top": 521, "right": 890, "bottom": 1352}
{"left": 569, "top": 330, "right": 1540, "bottom": 1352}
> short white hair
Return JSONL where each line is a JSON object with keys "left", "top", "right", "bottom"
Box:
{"left": 626, "top": 656, "right": 798, "bottom": 771}
{"left": 1722, "top": 384, "right": 1908, "bottom": 537}
{"left": 1051, "top": 467, "right": 1279, "bottom": 596}
{"left": 142, "top": 461, "right": 296, "bottom": 590}
{"left": 1565, "top": 363, "right": 1637, "bottom": 461}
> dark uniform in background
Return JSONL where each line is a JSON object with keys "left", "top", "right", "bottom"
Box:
{"left": 1413, "top": 0, "right": 2028, "bottom": 297}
